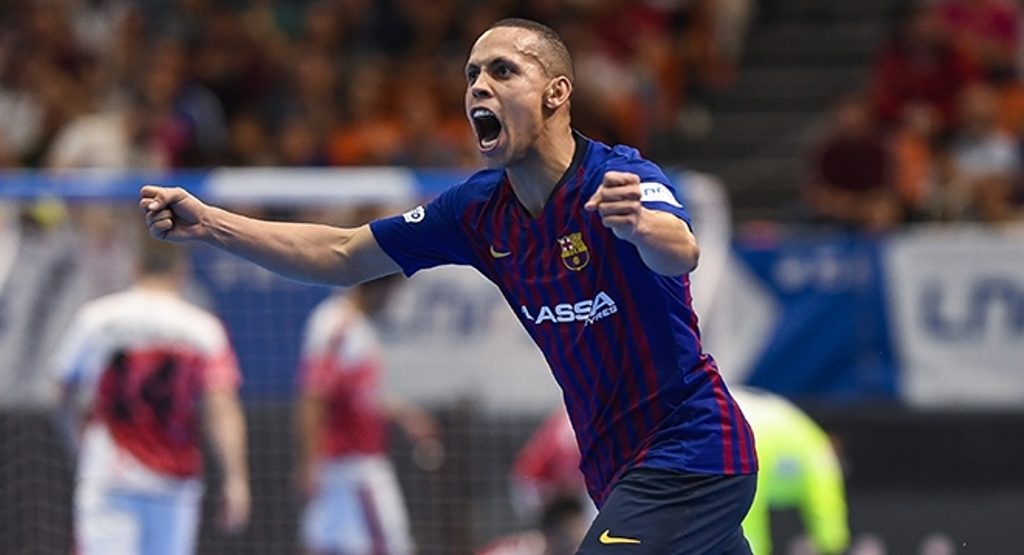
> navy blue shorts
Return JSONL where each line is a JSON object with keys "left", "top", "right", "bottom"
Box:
{"left": 576, "top": 468, "right": 757, "bottom": 555}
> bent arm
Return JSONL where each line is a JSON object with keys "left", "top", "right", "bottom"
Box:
{"left": 584, "top": 172, "right": 700, "bottom": 276}
{"left": 140, "top": 185, "right": 402, "bottom": 286}
{"left": 630, "top": 209, "right": 701, "bottom": 276}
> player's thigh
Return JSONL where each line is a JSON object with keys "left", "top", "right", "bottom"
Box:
{"left": 576, "top": 468, "right": 756, "bottom": 555}
{"left": 136, "top": 492, "right": 201, "bottom": 555}
{"left": 301, "top": 477, "right": 374, "bottom": 553}
{"left": 74, "top": 486, "right": 140, "bottom": 555}
{"left": 363, "top": 461, "right": 414, "bottom": 555}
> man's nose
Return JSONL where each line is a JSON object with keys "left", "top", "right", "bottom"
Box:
{"left": 471, "top": 78, "right": 493, "bottom": 99}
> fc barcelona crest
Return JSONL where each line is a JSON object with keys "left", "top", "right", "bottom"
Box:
{"left": 558, "top": 232, "right": 590, "bottom": 271}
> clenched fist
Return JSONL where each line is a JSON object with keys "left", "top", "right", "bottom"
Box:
{"left": 139, "top": 185, "right": 210, "bottom": 242}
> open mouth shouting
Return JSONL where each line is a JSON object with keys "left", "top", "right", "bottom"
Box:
{"left": 470, "top": 107, "right": 503, "bottom": 152}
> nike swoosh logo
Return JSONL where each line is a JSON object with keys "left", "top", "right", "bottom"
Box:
{"left": 489, "top": 245, "right": 512, "bottom": 258}
{"left": 599, "top": 529, "right": 641, "bottom": 545}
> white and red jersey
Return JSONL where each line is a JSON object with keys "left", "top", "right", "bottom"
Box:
{"left": 52, "top": 287, "right": 240, "bottom": 494}
{"left": 512, "top": 409, "right": 586, "bottom": 512}
{"left": 299, "top": 295, "right": 387, "bottom": 459}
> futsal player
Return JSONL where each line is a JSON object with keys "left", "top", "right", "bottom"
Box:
{"left": 296, "top": 275, "right": 436, "bottom": 555}
{"left": 141, "top": 18, "right": 757, "bottom": 553}
{"left": 52, "top": 237, "right": 250, "bottom": 555}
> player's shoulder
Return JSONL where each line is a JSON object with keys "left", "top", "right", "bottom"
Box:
{"left": 444, "top": 167, "right": 505, "bottom": 203}
{"left": 585, "top": 137, "right": 671, "bottom": 182}
{"left": 133, "top": 289, "right": 226, "bottom": 334}
{"left": 75, "top": 288, "right": 144, "bottom": 321}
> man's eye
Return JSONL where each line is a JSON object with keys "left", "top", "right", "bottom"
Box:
{"left": 466, "top": 69, "right": 478, "bottom": 82}
{"left": 496, "top": 65, "right": 512, "bottom": 77}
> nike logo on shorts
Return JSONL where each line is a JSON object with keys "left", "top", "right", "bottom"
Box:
{"left": 599, "top": 529, "right": 641, "bottom": 545}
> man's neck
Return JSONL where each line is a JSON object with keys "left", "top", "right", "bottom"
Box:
{"left": 506, "top": 126, "right": 576, "bottom": 217}
{"left": 135, "top": 275, "right": 182, "bottom": 293}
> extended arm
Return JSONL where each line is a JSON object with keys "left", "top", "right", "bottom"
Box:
{"left": 584, "top": 172, "right": 700, "bottom": 275}
{"left": 140, "top": 185, "right": 402, "bottom": 286}
{"left": 204, "top": 390, "right": 251, "bottom": 533}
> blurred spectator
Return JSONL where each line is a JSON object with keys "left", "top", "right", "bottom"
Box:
{"left": 142, "top": 38, "right": 228, "bottom": 166}
{"left": 1, "top": 0, "right": 752, "bottom": 169}
{"left": 870, "top": 4, "right": 980, "bottom": 132}
{"left": 806, "top": 95, "right": 901, "bottom": 231}
{"left": 226, "top": 110, "right": 278, "bottom": 166}
{"left": 932, "top": 0, "right": 1021, "bottom": 82}
{"left": 888, "top": 103, "right": 941, "bottom": 221}
{"left": 277, "top": 47, "right": 342, "bottom": 136}
{"left": 192, "top": 5, "right": 275, "bottom": 125}
{"left": 0, "top": 40, "right": 46, "bottom": 166}
{"left": 277, "top": 115, "right": 329, "bottom": 167}
{"left": 941, "top": 82, "right": 1021, "bottom": 222}
{"left": 45, "top": 91, "right": 169, "bottom": 170}
{"left": 327, "top": 60, "right": 404, "bottom": 165}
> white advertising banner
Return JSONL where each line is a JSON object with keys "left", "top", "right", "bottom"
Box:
{"left": 378, "top": 264, "right": 560, "bottom": 412}
{"left": 885, "top": 226, "right": 1024, "bottom": 407}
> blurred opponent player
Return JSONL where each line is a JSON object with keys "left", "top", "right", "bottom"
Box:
{"left": 730, "top": 388, "right": 850, "bottom": 555}
{"left": 477, "top": 495, "right": 591, "bottom": 555}
{"left": 52, "top": 237, "right": 250, "bottom": 555}
{"left": 509, "top": 388, "right": 849, "bottom": 555}
{"left": 510, "top": 408, "right": 593, "bottom": 523}
{"left": 141, "top": 18, "right": 757, "bottom": 553}
{"left": 296, "top": 275, "right": 438, "bottom": 555}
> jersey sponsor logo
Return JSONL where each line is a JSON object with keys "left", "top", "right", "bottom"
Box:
{"left": 402, "top": 205, "right": 425, "bottom": 223}
{"left": 489, "top": 245, "right": 512, "bottom": 258}
{"left": 519, "top": 291, "right": 618, "bottom": 326}
{"left": 598, "top": 529, "right": 641, "bottom": 545}
{"left": 639, "top": 182, "right": 682, "bottom": 208}
{"left": 557, "top": 232, "right": 590, "bottom": 271}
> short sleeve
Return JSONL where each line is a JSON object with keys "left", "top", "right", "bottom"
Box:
{"left": 203, "top": 321, "right": 242, "bottom": 392}
{"left": 369, "top": 186, "right": 476, "bottom": 276}
{"left": 604, "top": 153, "right": 692, "bottom": 227}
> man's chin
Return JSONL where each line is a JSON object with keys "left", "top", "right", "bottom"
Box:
{"left": 478, "top": 148, "right": 509, "bottom": 169}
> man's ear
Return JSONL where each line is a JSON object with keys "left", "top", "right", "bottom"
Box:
{"left": 544, "top": 76, "right": 573, "bottom": 109}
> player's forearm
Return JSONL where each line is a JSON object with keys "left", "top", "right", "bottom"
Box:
{"left": 296, "top": 396, "right": 325, "bottom": 469}
{"left": 202, "top": 207, "right": 369, "bottom": 286}
{"left": 205, "top": 392, "right": 250, "bottom": 486}
{"left": 630, "top": 209, "right": 700, "bottom": 276}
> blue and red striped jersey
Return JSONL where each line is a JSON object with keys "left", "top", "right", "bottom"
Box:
{"left": 370, "top": 133, "right": 756, "bottom": 506}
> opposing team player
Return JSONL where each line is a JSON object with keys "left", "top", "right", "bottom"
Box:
{"left": 731, "top": 387, "right": 849, "bottom": 555}
{"left": 141, "top": 18, "right": 756, "bottom": 553}
{"left": 296, "top": 275, "right": 436, "bottom": 555}
{"left": 52, "top": 237, "right": 250, "bottom": 555}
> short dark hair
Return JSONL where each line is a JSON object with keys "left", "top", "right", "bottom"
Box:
{"left": 137, "top": 233, "right": 187, "bottom": 277}
{"left": 487, "top": 18, "right": 574, "bottom": 83}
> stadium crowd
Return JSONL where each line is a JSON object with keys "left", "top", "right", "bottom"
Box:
{"left": 0, "top": 0, "right": 751, "bottom": 171}
{"left": 806, "top": 0, "right": 1024, "bottom": 229}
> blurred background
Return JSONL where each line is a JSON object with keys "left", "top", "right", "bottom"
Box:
{"left": 1, "top": 0, "right": 1023, "bottom": 553}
